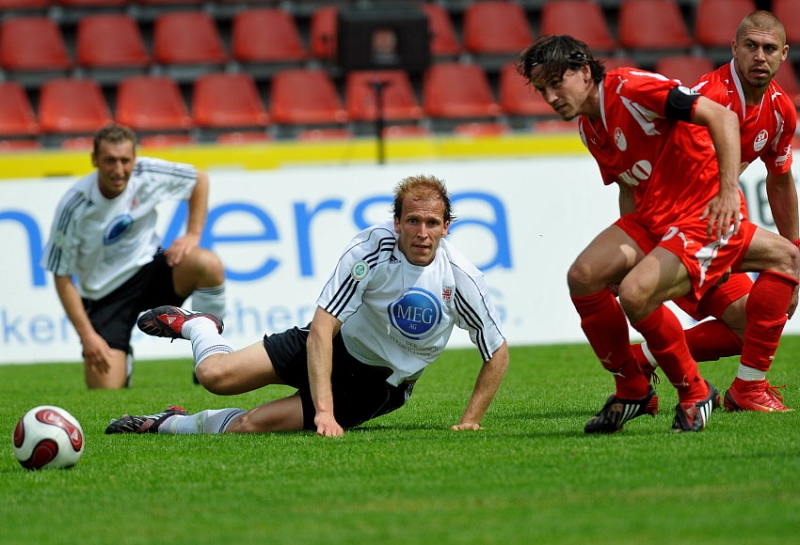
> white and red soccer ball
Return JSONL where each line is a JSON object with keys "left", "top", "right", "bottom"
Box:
{"left": 12, "top": 406, "right": 84, "bottom": 470}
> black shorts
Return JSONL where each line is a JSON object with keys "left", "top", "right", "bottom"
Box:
{"left": 82, "top": 250, "right": 186, "bottom": 355}
{"left": 264, "top": 326, "right": 414, "bottom": 430}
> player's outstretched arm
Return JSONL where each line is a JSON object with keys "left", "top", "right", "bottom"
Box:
{"left": 452, "top": 341, "right": 509, "bottom": 431}
{"left": 307, "top": 306, "right": 344, "bottom": 437}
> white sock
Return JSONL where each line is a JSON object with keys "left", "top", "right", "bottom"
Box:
{"left": 191, "top": 284, "right": 226, "bottom": 318}
{"left": 159, "top": 409, "right": 246, "bottom": 434}
{"left": 181, "top": 317, "right": 234, "bottom": 369}
{"left": 640, "top": 342, "right": 659, "bottom": 368}
{"left": 736, "top": 364, "right": 766, "bottom": 382}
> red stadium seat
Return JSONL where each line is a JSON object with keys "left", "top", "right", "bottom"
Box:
{"left": 55, "top": 0, "right": 126, "bottom": 6}
{"left": 423, "top": 62, "right": 500, "bottom": 121}
{"left": 345, "top": 70, "right": 423, "bottom": 122}
{"left": 0, "top": 0, "right": 49, "bottom": 11}
{"left": 270, "top": 68, "right": 347, "bottom": 127}
{"left": 463, "top": 1, "right": 533, "bottom": 57}
{"left": 0, "top": 16, "right": 71, "bottom": 75}
{"left": 773, "top": 59, "right": 800, "bottom": 108}
{"left": 39, "top": 78, "right": 113, "bottom": 135}
{"left": 382, "top": 124, "right": 432, "bottom": 139}
{"left": 152, "top": 11, "right": 226, "bottom": 77}
{"left": 540, "top": 1, "right": 616, "bottom": 52}
{"left": 453, "top": 122, "right": 510, "bottom": 137}
{"left": 655, "top": 55, "right": 715, "bottom": 86}
{"left": 192, "top": 72, "right": 269, "bottom": 131}
{"left": 309, "top": 6, "right": 337, "bottom": 61}
{"left": 618, "top": 0, "right": 692, "bottom": 51}
{"left": 115, "top": 75, "right": 192, "bottom": 132}
{"left": 139, "top": 134, "right": 197, "bottom": 148}
{"left": 694, "top": 0, "right": 756, "bottom": 49}
{"left": 598, "top": 56, "right": 640, "bottom": 71}
{"left": 498, "top": 62, "right": 555, "bottom": 119}
{"left": 76, "top": 14, "right": 150, "bottom": 73}
{"left": 0, "top": 82, "right": 38, "bottom": 137}
{"left": 232, "top": 8, "right": 307, "bottom": 66}
{"left": 774, "top": 0, "right": 800, "bottom": 47}
{"left": 418, "top": 2, "right": 461, "bottom": 58}
{"left": 296, "top": 128, "right": 353, "bottom": 141}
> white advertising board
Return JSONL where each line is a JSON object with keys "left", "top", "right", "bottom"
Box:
{"left": 0, "top": 157, "right": 793, "bottom": 364}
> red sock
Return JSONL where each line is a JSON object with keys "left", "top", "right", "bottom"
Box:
{"left": 685, "top": 320, "right": 743, "bottom": 362}
{"left": 741, "top": 271, "right": 797, "bottom": 372}
{"left": 572, "top": 289, "right": 649, "bottom": 398}
{"left": 631, "top": 306, "right": 708, "bottom": 403}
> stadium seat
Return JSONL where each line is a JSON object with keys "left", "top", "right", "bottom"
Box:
{"left": 269, "top": 69, "right": 347, "bottom": 135}
{"left": 0, "top": 82, "right": 38, "bottom": 137}
{"left": 345, "top": 70, "right": 423, "bottom": 123}
{"left": 309, "top": 5, "right": 337, "bottom": 61}
{"left": 152, "top": 11, "right": 227, "bottom": 81}
{"left": 453, "top": 122, "right": 510, "bottom": 137}
{"left": 694, "top": 0, "right": 756, "bottom": 62}
{"left": 773, "top": 60, "right": 800, "bottom": 109}
{"left": 76, "top": 14, "right": 150, "bottom": 82}
{"left": 296, "top": 128, "right": 353, "bottom": 141}
{"left": 38, "top": 78, "right": 113, "bottom": 137}
{"left": 115, "top": 75, "right": 192, "bottom": 133}
{"left": 598, "top": 56, "right": 639, "bottom": 71}
{"left": 216, "top": 131, "right": 273, "bottom": 145}
{"left": 498, "top": 61, "right": 555, "bottom": 127}
{"left": 532, "top": 119, "right": 579, "bottom": 133}
{"left": 192, "top": 72, "right": 269, "bottom": 135}
{"left": 139, "top": 134, "right": 197, "bottom": 148}
{"left": 418, "top": 2, "right": 462, "bottom": 58}
{"left": 231, "top": 8, "right": 307, "bottom": 76}
{"left": 0, "top": 139, "right": 42, "bottom": 152}
{"left": 0, "top": 0, "right": 49, "bottom": 13}
{"left": 423, "top": 62, "right": 500, "bottom": 128}
{"left": 382, "top": 124, "right": 432, "bottom": 139}
{"left": 655, "top": 55, "right": 715, "bottom": 86}
{"left": 462, "top": 0, "right": 532, "bottom": 68}
{"left": 540, "top": 1, "right": 617, "bottom": 52}
{"left": 618, "top": 0, "right": 692, "bottom": 63}
{"left": 774, "top": 0, "right": 800, "bottom": 50}
{"left": 0, "top": 16, "right": 71, "bottom": 85}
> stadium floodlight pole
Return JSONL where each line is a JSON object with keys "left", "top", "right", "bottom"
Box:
{"left": 369, "top": 79, "right": 391, "bottom": 165}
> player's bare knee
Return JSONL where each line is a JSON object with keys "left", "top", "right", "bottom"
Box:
{"left": 195, "top": 359, "right": 234, "bottom": 394}
{"left": 567, "top": 260, "right": 603, "bottom": 293}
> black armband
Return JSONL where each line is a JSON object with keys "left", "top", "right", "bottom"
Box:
{"left": 664, "top": 85, "right": 700, "bottom": 122}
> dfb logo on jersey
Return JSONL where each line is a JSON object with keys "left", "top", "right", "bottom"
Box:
{"left": 103, "top": 214, "right": 134, "bottom": 246}
{"left": 388, "top": 288, "right": 442, "bottom": 340}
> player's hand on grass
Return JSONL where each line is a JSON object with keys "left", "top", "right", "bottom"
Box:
{"left": 314, "top": 412, "right": 344, "bottom": 437}
{"left": 451, "top": 422, "right": 483, "bottom": 431}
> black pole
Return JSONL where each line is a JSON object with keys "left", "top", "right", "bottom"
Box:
{"left": 369, "top": 79, "right": 390, "bottom": 165}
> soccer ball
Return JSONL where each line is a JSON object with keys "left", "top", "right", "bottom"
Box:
{"left": 12, "top": 406, "right": 84, "bottom": 470}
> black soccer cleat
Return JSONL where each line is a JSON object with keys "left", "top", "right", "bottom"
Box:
{"left": 584, "top": 386, "right": 659, "bottom": 434}
{"left": 105, "top": 405, "right": 188, "bottom": 434}
{"left": 137, "top": 305, "right": 223, "bottom": 340}
{"left": 672, "top": 381, "right": 719, "bottom": 433}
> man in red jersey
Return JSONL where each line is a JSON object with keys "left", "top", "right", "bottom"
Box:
{"left": 630, "top": 11, "right": 798, "bottom": 412}
{"left": 515, "top": 34, "right": 799, "bottom": 433}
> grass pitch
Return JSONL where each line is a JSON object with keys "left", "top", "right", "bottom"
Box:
{"left": 2, "top": 338, "right": 799, "bottom": 544}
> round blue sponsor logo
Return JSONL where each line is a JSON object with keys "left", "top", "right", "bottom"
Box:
{"left": 103, "top": 214, "right": 133, "bottom": 245}
{"left": 388, "top": 288, "right": 442, "bottom": 340}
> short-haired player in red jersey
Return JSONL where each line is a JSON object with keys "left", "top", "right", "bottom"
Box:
{"left": 516, "top": 34, "right": 800, "bottom": 433}
{"left": 630, "top": 11, "right": 798, "bottom": 412}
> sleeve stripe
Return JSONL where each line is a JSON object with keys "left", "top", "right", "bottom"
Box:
{"left": 454, "top": 289, "right": 491, "bottom": 360}
{"left": 47, "top": 191, "right": 90, "bottom": 273}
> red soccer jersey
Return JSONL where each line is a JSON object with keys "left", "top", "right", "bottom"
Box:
{"left": 578, "top": 67, "right": 722, "bottom": 235}
{"left": 692, "top": 60, "right": 795, "bottom": 176}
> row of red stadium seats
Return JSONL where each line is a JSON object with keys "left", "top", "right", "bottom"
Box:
{"left": 3, "top": 0, "right": 800, "bottom": 82}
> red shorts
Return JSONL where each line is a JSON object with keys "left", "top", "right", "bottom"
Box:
{"left": 615, "top": 213, "right": 757, "bottom": 304}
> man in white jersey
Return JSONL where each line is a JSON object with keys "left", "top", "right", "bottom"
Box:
{"left": 105, "top": 175, "right": 509, "bottom": 437}
{"left": 41, "top": 124, "right": 226, "bottom": 390}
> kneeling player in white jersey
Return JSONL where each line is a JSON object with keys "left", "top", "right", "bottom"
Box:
{"left": 106, "top": 175, "right": 509, "bottom": 437}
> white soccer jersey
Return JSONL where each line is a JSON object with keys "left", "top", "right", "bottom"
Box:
{"left": 317, "top": 221, "right": 506, "bottom": 385}
{"left": 41, "top": 157, "right": 198, "bottom": 300}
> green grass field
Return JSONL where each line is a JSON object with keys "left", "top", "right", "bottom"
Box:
{"left": 2, "top": 338, "right": 799, "bottom": 545}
